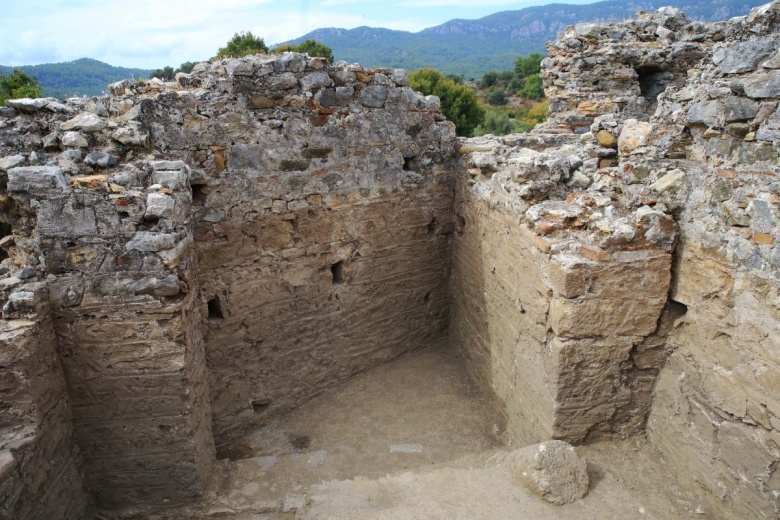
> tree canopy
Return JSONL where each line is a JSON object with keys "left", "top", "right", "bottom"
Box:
{"left": 149, "top": 61, "right": 199, "bottom": 81}
{"left": 514, "top": 52, "right": 543, "bottom": 78}
{"left": 214, "top": 31, "right": 269, "bottom": 60}
{"left": 409, "top": 68, "right": 484, "bottom": 137}
{"left": 274, "top": 40, "right": 334, "bottom": 63}
{"left": 0, "top": 70, "right": 42, "bottom": 105}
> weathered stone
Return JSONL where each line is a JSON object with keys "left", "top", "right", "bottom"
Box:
{"left": 0, "top": 154, "right": 25, "bottom": 171}
{"left": 742, "top": 71, "right": 780, "bottom": 98}
{"left": 715, "top": 41, "right": 777, "bottom": 74}
{"left": 84, "top": 151, "right": 119, "bottom": 168}
{"left": 7, "top": 166, "right": 68, "bottom": 193}
{"left": 145, "top": 193, "right": 175, "bottom": 218}
{"left": 652, "top": 170, "right": 686, "bottom": 192}
{"left": 723, "top": 96, "right": 758, "bottom": 122}
{"left": 249, "top": 95, "right": 275, "bottom": 109}
{"left": 5, "top": 98, "right": 46, "bottom": 113}
{"left": 300, "top": 71, "right": 334, "bottom": 92}
{"left": 111, "top": 125, "right": 147, "bottom": 146}
{"left": 509, "top": 441, "right": 589, "bottom": 505}
{"left": 125, "top": 231, "right": 177, "bottom": 252}
{"left": 618, "top": 119, "right": 653, "bottom": 155}
{"left": 61, "top": 112, "right": 107, "bottom": 132}
{"left": 726, "top": 122, "right": 750, "bottom": 139}
{"left": 687, "top": 100, "right": 724, "bottom": 127}
{"left": 596, "top": 130, "right": 617, "bottom": 148}
{"left": 359, "top": 85, "right": 388, "bottom": 108}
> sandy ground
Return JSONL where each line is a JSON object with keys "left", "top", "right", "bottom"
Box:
{"left": 123, "top": 345, "right": 713, "bottom": 520}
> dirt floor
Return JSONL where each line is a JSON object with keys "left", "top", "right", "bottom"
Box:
{"left": 133, "top": 345, "right": 715, "bottom": 520}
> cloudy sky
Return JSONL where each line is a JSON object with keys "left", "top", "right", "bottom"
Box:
{"left": 0, "top": 0, "right": 597, "bottom": 69}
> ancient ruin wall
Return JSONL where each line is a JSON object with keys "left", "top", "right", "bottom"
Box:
{"left": 641, "top": 5, "right": 780, "bottom": 517}
{"left": 0, "top": 54, "right": 457, "bottom": 511}
{"left": 537, "top": 4, "right": 780, "bottom": 516}
{"left": 451, "top": 134, "right": 674, "bottom": 445}
{"left": 125, "top": 55, "right": 459, "bottom": 443}
{"left": 0, "top": 288, "right": 89, "bottom": 519}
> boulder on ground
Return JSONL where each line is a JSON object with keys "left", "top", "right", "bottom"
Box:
{"left": 509, "top": 440, "right": 589, "bottom": 505}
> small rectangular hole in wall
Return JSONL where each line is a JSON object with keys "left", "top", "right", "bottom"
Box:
{"left": 208, "top": 297, "right": 224, "bottom": 320}
{"left": 331, "top": 261, "right": 344, "bottom": 284}
{"left": 191, "top": 183, "right": 207, "bottom": 205}
{"left": 251, "top": 399, "right": 271, "bottom": 414}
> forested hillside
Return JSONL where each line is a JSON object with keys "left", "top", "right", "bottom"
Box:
{"left": 0, "top": 58, "right": 151, "bottom": 98}
{"left": 286, "top": 0, "right": 765, "bottom": 77}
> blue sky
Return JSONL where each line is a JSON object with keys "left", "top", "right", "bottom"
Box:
{"left": 0, "top": 0, "right": 598, "bottom": 69}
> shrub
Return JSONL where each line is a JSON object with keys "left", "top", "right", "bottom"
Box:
{"left": 485, "top": 88, "right": 508, "bottom": 106}
{"left": 410, "top": 68, "right": 485, "bottom": 137}
{"left": 474, "top": 110, "right": 516, "bottom": 136}
{"left": 0, "top": 70, "right": 42, "bottom": 105}
{"left": 214, "top": 31, "right": 269, "bottom": 60}
{"left": 520, "top": 74, "right": 545, "bottom": 100}
{"left": 273, "top": 40, "right": 334, "bottom": 63}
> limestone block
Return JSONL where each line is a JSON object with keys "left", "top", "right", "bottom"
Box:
{"left": 125, "top": 232, "right": 177, "bottom": 252}
{"left": 509, "top": 441, "right": 589, "bottom": 505}
{"left": 0, "top": 154, "right": 25, "bottom": 171}
{"left": 84, "top": 151, "right": 119, "bottom": 168}
{"left": 61, "top": 112, "right": 107, "bottom": 133}
{"left": 7, "top": 166, "right": 68, "bottom": 194}
{"left": 61, "top": 131, "right": 88, "bottom": 148}
{"left": 359, "top": 85, "right": 388, "bottom": 108}
{"left": 715, "top": 41, "right": 777, "bottom": 74}
{"left": 145, "top": 193, "right": 175, "bottom": 219}
{"left": 724, "top": 97, "right": 758, "bottom": 123}
{"left": 651, "top": 170, "right": 685, "bottom": 193}
{"left": 687, "top": 100, "right": 724, "bottom": 128}
{"left": 618, "top": 119, "right": 653, "bottom": 155}
{"left": 5, "top": 98, "right": 46, "bottom": 113}
{"left": 743, "top": 71, "right": 780, "bottom": 99}
{"left": 300, "top": 71, "right": 334, "bottom": 92}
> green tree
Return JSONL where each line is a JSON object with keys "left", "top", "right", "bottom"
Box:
{"left": 273, "top": 39, "right": 334, "bottom": 63}
{"left": 514, "top": 52, "right": 543, "bottom": 78}
{"left": 480, "top": 70, "right": 499, "bottom": 89}
{"left": 474, "top": 110, "right": 516, "bottom": 136}
{"left": 0, "top": 70, "right": 42, "bottom": 105}
{"left": 214, "top": 31, "right": 269, "bottom": 60}
{"left": 179, "top": 61, "right": 197, "bottom": 74}
{"left": 520, "top": 74, "right": 545, "bottom": 100}
{"left": 410, "top": 68, "right": 485, "bottom": 137}
{"left": 444, "top": 73, "right": 465, "bottom": 85}
{"left": 150, "top": 66, "right": 175, "bottom": 81}
{"left": 485, "top": 88, "right": 508, "bottom": 106}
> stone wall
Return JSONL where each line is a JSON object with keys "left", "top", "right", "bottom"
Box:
{"left": 0, "top": 286, "right": 89, "bottom": 519}
{"left": 129, "top": 55, "right": 458, "bottom": 443}
{"left": 533, "top": 3, "right": 780, "bottom": 516}
{"left": 641, "top": 4, "right": 780, "bottom": 517}
{"left": 0, "top": 53, "right": 457, "bottom": 511}
{"left": 452, "top": 134, "right": 674, "bottom": 446}
{"left": 0, "top": 2, "right": 779, "bottom": 518}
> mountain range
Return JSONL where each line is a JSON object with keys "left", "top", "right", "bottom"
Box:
{"left": 286, "top": 0, "right": 766, "bottom": 78}
{"left": 0, "top": 0, "right": 767, "bottom": 98}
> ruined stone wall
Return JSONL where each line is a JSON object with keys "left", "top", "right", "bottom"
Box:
{"left": 0, "top": 287, "right": 89, "bottom": 519}
{"left": 0, "top": 153, "right": 215, "bottom": 510}
{"left": 534, "top": 3, "right": 780, "bottom": 516}
{"left": 451, "top": 133, "right": 675, "bottom": 445}
{"left": 0, "top": 53, "right": 457, "bottom": 511}
{"left": 108, "top": 55, "right": 459, "bottom": 443}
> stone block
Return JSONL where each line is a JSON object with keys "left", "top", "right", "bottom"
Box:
{"left": 7, "top": 166, "right": 68, "bottom": 194}
{"left": 509, "top": 441, "right": 589, "bottom": 505}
